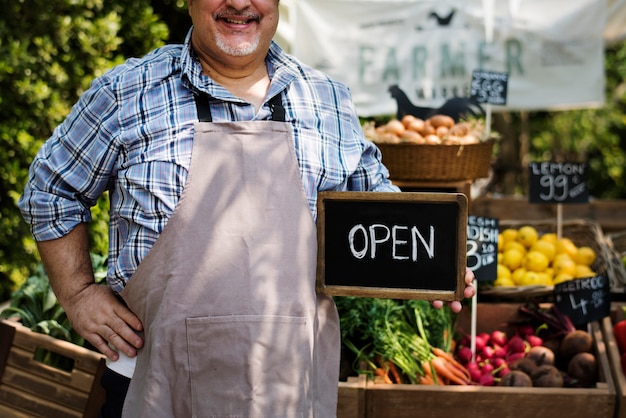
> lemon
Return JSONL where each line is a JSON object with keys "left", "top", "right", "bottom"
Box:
{"left": 501, "top": 228, "right": 519, "bottom": 244}
{"left": 574, "top": 246, "right": 596, "bottom": 267}
{"left": 524, "top": 251, "right": 549, "bottom": 272}
{"left": 517, "top": 226, "right": 539, "bottom": 248}
{"left": 511, "top": 267, "right": 527, "bottom": 285}
{"left": 530, "top": 240, "right": 556, "bottom": 262}
{"left": 497, "top": 264, "right": 512, "bottom": 280}
{"left": 556, "top": 238, "right": 578, "bottom": 259}
{"left": 540, "top": 233, "right": 558, "bottom": 244}
{"left": 519, "top": 271, "right": 543, "bottom": 286}
{"left": 537, "top": 272, "right": 553, "bottom": 286}
{"left": 501, "top": 249, "right": 524, "bottom": 271}
{"left": 553, "top": 273, "right": 575, "bottom": 285}
{"left": 494, "top": 277, "right": 516, "bottom": 287}
{"left": 575, "top": 264, "right": 596, "bottom": 278}
{"left": 553, "top": 255, "right": 577, "bottom": 277}
{"left": 498, "top": 234, "right": 503, "bottom": 252}
{"left": 503, "top": 241, "right": 527, "bottom": 255}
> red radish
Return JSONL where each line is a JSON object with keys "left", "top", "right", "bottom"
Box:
{"left": 466, "top": 362, "right": 482, "bottom": 382}
{"left": 506, "top": 352, "right": 526, "bottom": 363}
{"left": 456, "top": 346, "right": 473, "bottom": 364}
{"left": 526, "top": 334, "right": 543, "bottom": 347}
{"left": 479, "top": 373, "right": 496, "bottom": 386}
{"left": 498, "top": 366, "right": 511, "bottom": 378}
{"left": 508, "top": 335, "right": 526, "bottom": 353}
{"left": 492, "top": 357, "right": 506, "bottom": 369}
{"left": 490, "top": 330, "right": 508, "bottom": 347}
{"left": 481, "top": 345, "right": 495, "bottom": 360}
{"left": 481, "top": 362, "right": 494, "bottom": 375}
{"left": 517, "top": 325, "right": 535, "bottom": 337}
{"left": 475, "top": 333, "right": 490, "bottom": 351}
{"left": 493, "top": 344, "right": 507, "bottom": 359}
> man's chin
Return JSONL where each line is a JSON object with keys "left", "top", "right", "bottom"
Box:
{"left": 216, "top": 39, "right": 260, "bottom": 57}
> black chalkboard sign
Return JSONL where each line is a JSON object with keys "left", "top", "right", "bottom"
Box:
{"left": 466, "top": 216, "right": 499, "bottom": 282}
{"left": 470, "top": 70, "right": 509, "bottom": 105}
{"left": 554, "top": 275, "right": 610, "bottom": 325}
{"left": 529, "top": 162, "right": 589, "bottom": 204}
{"left": 316, "top": 191, "right": 468, "bottom": 301}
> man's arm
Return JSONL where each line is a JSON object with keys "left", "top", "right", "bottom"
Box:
{"left": 36, "top": 223, "right": 144, "bottom": 360}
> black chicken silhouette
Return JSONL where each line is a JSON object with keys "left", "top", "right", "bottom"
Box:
{"left": 429, "top": 10, "right": 455, "bottom": 26}
{"left": 388, "top": 85, "right": 484, "bottom": 122}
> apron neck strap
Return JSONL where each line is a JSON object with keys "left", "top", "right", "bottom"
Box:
{"left": 194, "top": 93, "right": 285, "bottom": 122}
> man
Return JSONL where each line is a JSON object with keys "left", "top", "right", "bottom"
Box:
{"left": 19, "top": 0, "right": 475, "bottom": 416}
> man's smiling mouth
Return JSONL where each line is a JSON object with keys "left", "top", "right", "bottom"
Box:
{"left": 223, "top": 17, "right": 258, "bottom": 24}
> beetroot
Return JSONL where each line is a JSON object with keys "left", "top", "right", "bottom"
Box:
{"left": 526, "top": 345, "right": 555, "bottom": 366}
{"left": 510, "top": 357, "right": 538, "bottom": 376}
{"left": 499, "top": 370, "right": 533, "bottom": 387}
{"left": 560, "top": 330, "right": 593, "bottom": 360}
{"left": 567, "top": 352, "right": 598, "bottom": 386}
{"left": 531, "top": 365, "right": 564, "bottom": 387}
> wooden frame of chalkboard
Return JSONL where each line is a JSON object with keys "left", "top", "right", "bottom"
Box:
{"left": 316, "top": 191, "right": 468, "bottom": 301}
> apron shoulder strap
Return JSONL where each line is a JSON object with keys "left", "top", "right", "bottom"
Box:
{"left": 194, "top": 93, "right": 285, "bottom": 123}
{"left": 194, "top": 94, "right": 213, "bottom": 122}
{"left": 268, "top": 93, "right": 286, "bottom": 122}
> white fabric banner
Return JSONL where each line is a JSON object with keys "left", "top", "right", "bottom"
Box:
{"left": 291, "top": 0, "right": 607, "bottom": 115}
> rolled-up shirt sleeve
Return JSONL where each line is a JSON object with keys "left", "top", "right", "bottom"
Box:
{"left": 18, "top": 77, "right": 120, "bottom": 241}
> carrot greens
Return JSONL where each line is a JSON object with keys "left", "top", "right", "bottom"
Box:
{"left": 335, "top": 297, "right": 465, "bottom": 384}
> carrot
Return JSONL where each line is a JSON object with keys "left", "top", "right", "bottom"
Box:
{"left": 419, "top": 374, "right": 434, "bottom": 385}
{"left": 430, "top": 357, "right": 469, "bottom": 385}
{"left": 422, "top": 360, "right": 441, "bottom": 385}
{"left": 387, "top": 360, "right": 402, "bottom": 384}
{"left": 431, "top": 347, "right": 471, "bottom": 380}
{"left": 374, "top": 367, "right": 393, "bottom": 384}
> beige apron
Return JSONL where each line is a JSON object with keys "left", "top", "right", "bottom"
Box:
{"left": 119, "top": 94, "right": 340, "bottom": 418}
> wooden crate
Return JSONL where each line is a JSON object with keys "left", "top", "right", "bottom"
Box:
{"left": 337, "top": 375, "right": 366, "bottom": 418}
{"left": 470, "top": 196, "right": 626, "bottom": 234}
{"left": 0, "top": 319, "right": 106, "bottom": 418}
{"left": 338, "top": 303, "right": 616, "bottom": 418}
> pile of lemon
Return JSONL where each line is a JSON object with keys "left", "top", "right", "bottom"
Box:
{"left": 495, "top": 225, "right": 598, "bottom": 287}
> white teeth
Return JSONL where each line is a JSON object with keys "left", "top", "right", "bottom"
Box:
{"left": 225, "top": 18, "right": 249, "bottom": 24}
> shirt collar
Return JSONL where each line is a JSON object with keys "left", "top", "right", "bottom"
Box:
{"left": 180, "top": 26, "right": 300, "bottom": 100}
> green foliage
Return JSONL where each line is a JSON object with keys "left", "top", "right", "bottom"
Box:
{"left": 0, "top": 253, "right": 107, "bottom": 367}
{"left": 0, "top": 0, "right": 170, "bottom": 298}
{"left": 527, "top": 41, "right": 626, "bottom": 199}
{"left": 335, "top": 297, "right": 457, "bottom": 383}
{"left": 0, "top": 253, "right": 107, "bottom": 355}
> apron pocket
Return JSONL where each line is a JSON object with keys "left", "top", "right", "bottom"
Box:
{"left": 186, "top": 315, "right": 311, "bottom": 418}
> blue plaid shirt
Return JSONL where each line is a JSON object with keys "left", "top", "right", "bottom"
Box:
{"left": 19, "top": 28, "right": 398, "bottom": 292}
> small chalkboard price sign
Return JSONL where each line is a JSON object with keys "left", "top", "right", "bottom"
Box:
{"left": 553, "top": 275, "right": 610, "bottom": 325}
{"left": 529, "top": 162, "right": 589, "bottom": 204}
{"left": 470, "top": 70, "right": 509, "bottom": 105}
{"left": 466, "top": 216, "right": 499, "bottom": 282}
{"left": 316, "top": 191, "right": 468, "bottom": 302}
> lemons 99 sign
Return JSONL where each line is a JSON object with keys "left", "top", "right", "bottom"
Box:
{"left": 529, "top": 162, "right": 589, "bottom": 204}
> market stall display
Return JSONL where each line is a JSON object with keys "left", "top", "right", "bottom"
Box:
{"left": 483, "top": 219, "right": 614, "bottom": 297}
{"left": 362, "top": 115, "right": 495, "bottom": 182}
{"left": 336, "top": 302, "right": 616, "bottom": 418}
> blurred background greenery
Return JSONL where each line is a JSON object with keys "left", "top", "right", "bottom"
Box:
{"left": 1, "top": 0, "right": 625, "bottom": 301}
